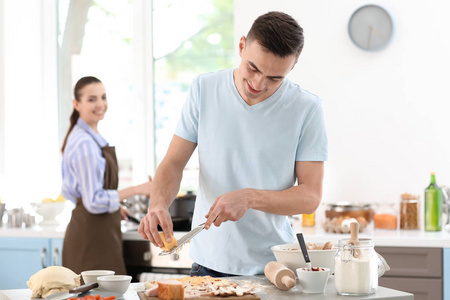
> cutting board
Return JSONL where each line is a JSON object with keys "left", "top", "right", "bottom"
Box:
{"left": 137, "top": 291, "right": 261, "bottom": 300}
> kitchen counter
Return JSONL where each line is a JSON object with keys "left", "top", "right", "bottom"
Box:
{"left": 0, "top": 275, "right": 413, "bottom": 300}
{"left": 2, "top": 221, "right": 450, "bottom": 247}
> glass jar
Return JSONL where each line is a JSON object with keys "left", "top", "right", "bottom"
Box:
{"left": 400, "top": 194, "right": 419, "bottom": 230}
{"left": 302, "top": 213, "right": 315, "bottom": 227}
{"left": 334, "top": 238, "right": 389, "bottom": 296}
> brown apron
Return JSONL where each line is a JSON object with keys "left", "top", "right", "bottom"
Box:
{"left": 62, "top": 145, "right": 126, "bottom": 275}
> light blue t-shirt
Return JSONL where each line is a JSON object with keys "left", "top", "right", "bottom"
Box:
{"left": 175, "top": 68, "right": 328, "bottom": 275}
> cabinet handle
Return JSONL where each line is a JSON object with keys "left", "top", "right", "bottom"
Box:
{"left": 53, "top": 247, "right": 60, "bottom": 266}
{"left": 41, "top": 247, "right": 48, "bottom": 268}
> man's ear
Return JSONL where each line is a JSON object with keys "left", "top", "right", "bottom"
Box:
{"left": 238, "top": 36, "right": 246, "bottom": 57}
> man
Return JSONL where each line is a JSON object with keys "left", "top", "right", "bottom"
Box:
{"left": 138, "top": 11, "right": 328, "bottom": 276}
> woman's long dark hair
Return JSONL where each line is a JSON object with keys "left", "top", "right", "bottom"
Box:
{"left": 61, "top": 76, "right": 102, "bottom": 153}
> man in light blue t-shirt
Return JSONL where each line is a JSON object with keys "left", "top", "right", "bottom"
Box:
{"left": 139, "top": 11, "right": 328, "bottom": 276}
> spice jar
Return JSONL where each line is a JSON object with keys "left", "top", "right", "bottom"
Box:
{"left": 400, "top": 193, "right": 419, "bottom": 230}
{"left": 334, "top": 238, "right": 389, "bottom": 296}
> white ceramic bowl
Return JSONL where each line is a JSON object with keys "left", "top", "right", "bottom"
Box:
{"left": 30, "top": 202, "right": 65, "bottom": 225}
{"left": 271, "top": 242, "right": 337, "bottom": 273}
{"left": 97, "top": 275, "right": 132, "bottom": 294}
{"left": 296, "top": 267, "right": 330, "bottom": 293}
{"left": 81, "top": 270, "right": 115, "bottom": 284}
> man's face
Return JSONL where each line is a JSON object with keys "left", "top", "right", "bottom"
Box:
{"left": 235, "top": 37, "right": 298, "bottom": 105}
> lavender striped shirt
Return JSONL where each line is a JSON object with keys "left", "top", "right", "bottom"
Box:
{"left": 61, "top": 118, "right": 120, "bottom": 214}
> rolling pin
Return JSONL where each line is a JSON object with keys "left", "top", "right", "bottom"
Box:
{"left": 264, "top": 261, "right": 296, "bottom": 290}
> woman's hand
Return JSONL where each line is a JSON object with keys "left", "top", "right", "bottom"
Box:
{"left": 120, "top": 205, "right": 130, "bottom": 220}
{"left": 134, "top": 180, "right": 152, "bottom": 197}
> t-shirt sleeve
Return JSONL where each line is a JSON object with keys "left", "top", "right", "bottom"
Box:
{"left": 296, "top": 100, "right": 328, "bottom": 161}
{"left": 175, "top": 77, "right": 200, "bottom": 143}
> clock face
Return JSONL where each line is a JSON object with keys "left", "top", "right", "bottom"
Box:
{"left": 348, "top": 5, "right": 393, "bottom": 51}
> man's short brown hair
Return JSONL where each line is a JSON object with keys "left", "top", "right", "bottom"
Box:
{"left": 246, "top": 11, "right": 304, "bottom": 58}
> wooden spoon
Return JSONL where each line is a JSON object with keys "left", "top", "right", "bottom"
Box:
{"left": 349, "top": 221, "right": 362, "bottom": 258}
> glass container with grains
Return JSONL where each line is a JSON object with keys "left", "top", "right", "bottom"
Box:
{"left": 400, "top": 193, "right": 419, "bottom": 230}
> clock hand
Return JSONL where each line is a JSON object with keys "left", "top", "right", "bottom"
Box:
{"left": 367, "top": 25, "right": 373, "bottom": 49}
{"left": 371, "top": 27, "right": 384, "bottom": 39}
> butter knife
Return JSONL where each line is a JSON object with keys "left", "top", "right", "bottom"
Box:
{"left": 45, "top": 282, "right": 98, "bottom": 300}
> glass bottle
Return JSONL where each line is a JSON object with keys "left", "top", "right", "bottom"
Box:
{"left": 424, "top": 172, "right": 443, "bottom": 231}
{"left": 302, "top": 213, "right": 315, "bottom": 227}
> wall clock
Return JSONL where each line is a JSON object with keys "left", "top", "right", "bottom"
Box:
{"left": 348, "top": 4, "right": 394, "bottom": 51}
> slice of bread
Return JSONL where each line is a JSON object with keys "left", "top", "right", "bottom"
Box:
{"left": 159, "top": 232, "right": 178, "bottom": 252}
{"left": 157, "top": 279, "right": 184, "bottom": 300}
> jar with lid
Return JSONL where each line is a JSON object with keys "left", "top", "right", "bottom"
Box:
{"left": 400, "top": 193, "right": 419, "bottom": 230}
{"left": 334, "top": 238, "right": 390, "bottom": 296}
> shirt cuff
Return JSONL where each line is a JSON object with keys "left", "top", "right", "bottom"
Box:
{"left": 106, "top": 190, "right": 120, "bottom": 213}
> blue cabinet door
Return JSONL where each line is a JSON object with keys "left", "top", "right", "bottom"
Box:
{"left": 51, "top": 238, "right": 64, "bottom": 266}
{"left": 0, "top": 237, "right": 50, "bottom": 289}
{"left": 444, "top": 248, "right": 450, "bottom": 300}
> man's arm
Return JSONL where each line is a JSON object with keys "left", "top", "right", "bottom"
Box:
{"left": 138, "top": 135, "right": 197, "bottom": 247}
{"left": 205, "top": 161, "right": 324, "bottom": 229}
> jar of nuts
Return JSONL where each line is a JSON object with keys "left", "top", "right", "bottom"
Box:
{"left": 400, "top": 193, "right": 419, "bottom": 230}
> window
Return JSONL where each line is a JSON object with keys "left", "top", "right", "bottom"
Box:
{"left": 153, "top": 0, "right": 234, "bottom": 192}
{"left": 57, "top": 0, "right": 234, "bottom": 192}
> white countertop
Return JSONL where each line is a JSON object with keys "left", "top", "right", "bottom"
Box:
{"left": 2, "top": 221, "right": 450, "bottom": 248}
{"left": 0, "top": 282, "right": 144, "bottom": 300}
{"left": 0, "top": 276, "right": 414, "bottom": 300}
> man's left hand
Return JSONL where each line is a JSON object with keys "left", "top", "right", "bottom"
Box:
{"left": 204, "top": 188, "right": 253, "bottom": 229}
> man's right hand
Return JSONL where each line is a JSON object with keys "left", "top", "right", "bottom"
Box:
{"left": 138, "top": 206, "right": 173, "bottom": 248}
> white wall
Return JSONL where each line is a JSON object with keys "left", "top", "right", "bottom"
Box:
{"left": 235, "top": 0, "right": 450, "bottom": 205}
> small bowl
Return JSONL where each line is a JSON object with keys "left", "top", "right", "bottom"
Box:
{"left": 97, "top": 275, "right": 132, "bottom": 294}
{"left": 81, "top": 270, "right": 115, "bottom": 284}
{"left": 271, "top": 243, "right": 337, "bottom": 273}
{"left": 296, "top": 267, "right": 330, "bottom": 293}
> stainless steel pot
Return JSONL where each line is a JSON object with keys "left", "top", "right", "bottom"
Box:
{"left": 324, "top": 202, "right": 375, "bottom": 223}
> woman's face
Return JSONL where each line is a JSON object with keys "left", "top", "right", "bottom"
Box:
{"left": 73, "top": 82, "right": 108, "bottom": 130}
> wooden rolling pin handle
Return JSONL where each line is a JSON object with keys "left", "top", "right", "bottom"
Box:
{"left": 281, "top": 275, "right": 295, "bottom": 289}
{"left": 264, "top": 261, "right": 296, "bottom": 291}
{"left": 350, "top": 221, "right": 359, "bottom": 242}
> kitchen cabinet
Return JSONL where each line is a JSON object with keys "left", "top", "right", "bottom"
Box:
{"left": 376, "top": 246, "right": 444, "bottom": 300}
{"left": 0, "top": 237, "right": 63, "bottom": 289}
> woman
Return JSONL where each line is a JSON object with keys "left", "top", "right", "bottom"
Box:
{"left": 61, "top": 76, "right": 151, "bottom": 275}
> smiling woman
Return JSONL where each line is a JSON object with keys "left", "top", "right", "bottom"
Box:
{"left": 60, "top": 76, "right": 152, "bottom": 275}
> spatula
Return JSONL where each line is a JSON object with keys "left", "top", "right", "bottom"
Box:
{"left": 296, "top": 233, "right": 312, "bottom": 270}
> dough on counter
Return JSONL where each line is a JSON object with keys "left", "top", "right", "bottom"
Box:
{"left": 27, "top": 266, "right": 80, "bottom": 298}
